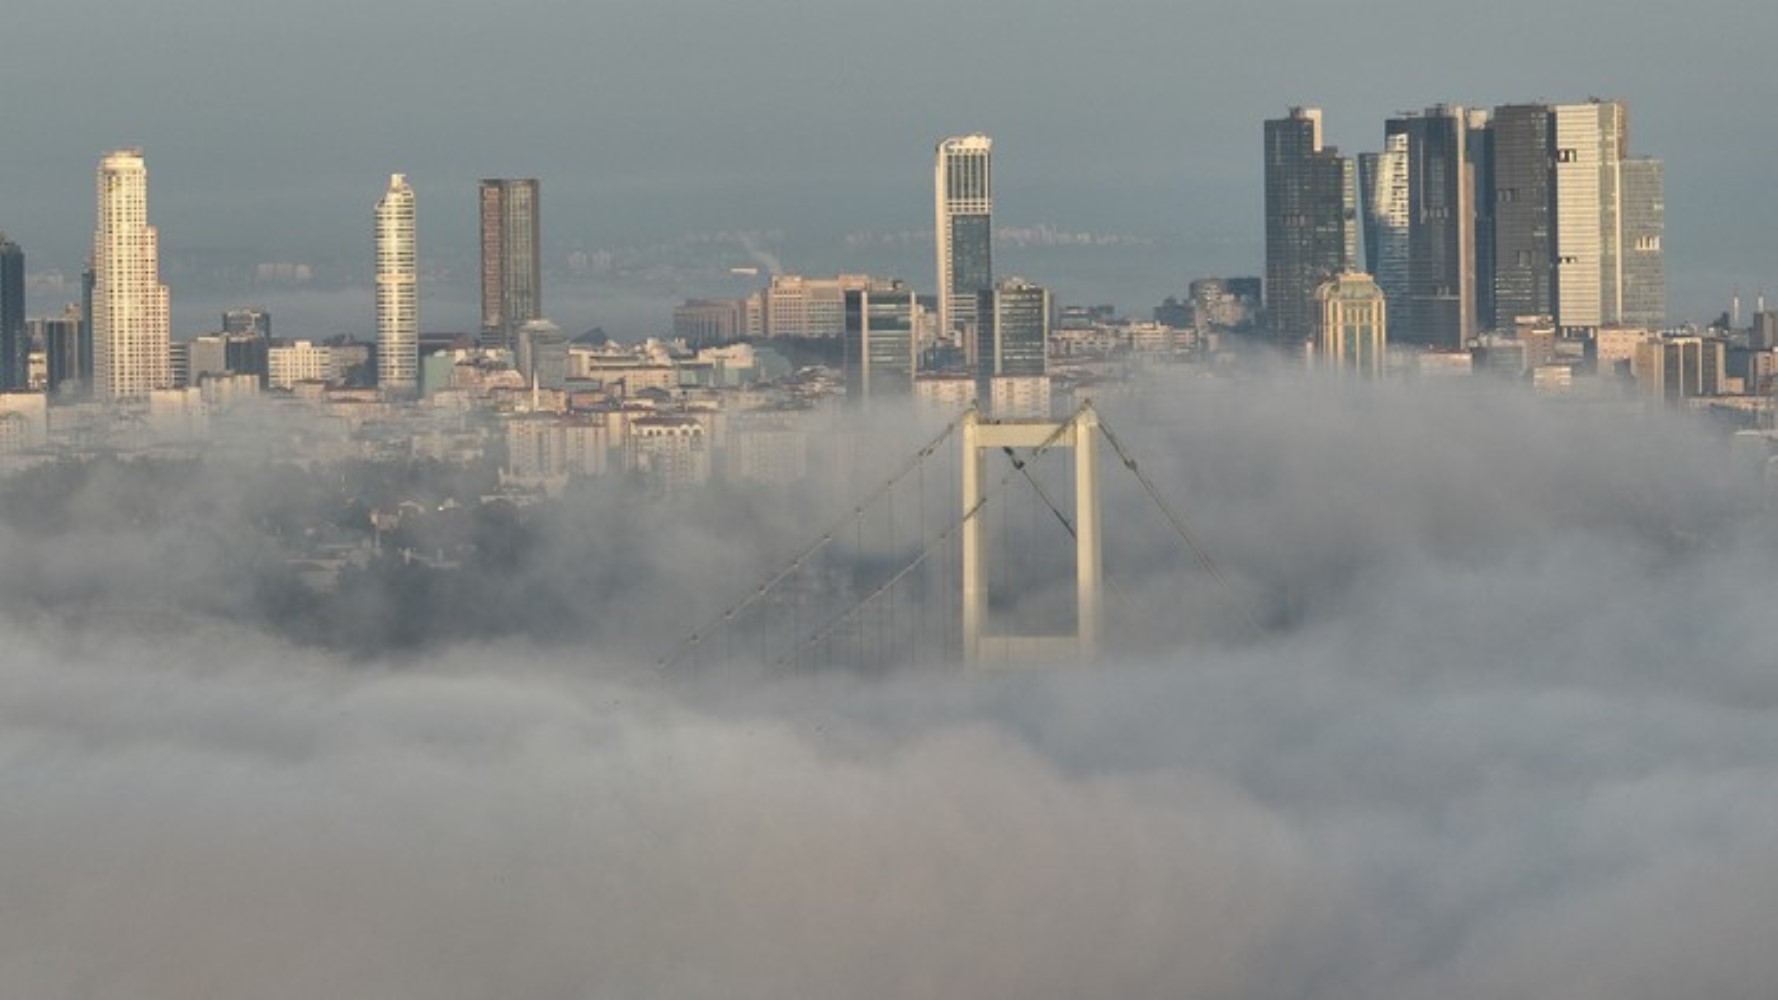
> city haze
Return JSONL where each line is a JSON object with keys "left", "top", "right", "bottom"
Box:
{"left": 4, "top": 0, "right": 1776, "bottom": 337}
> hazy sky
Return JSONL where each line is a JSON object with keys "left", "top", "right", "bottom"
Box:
{"left": 4, "top": 0, "right": 1778, "bottom": 329}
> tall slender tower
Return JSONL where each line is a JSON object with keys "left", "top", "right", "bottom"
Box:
{"left": 1358, "top": 133, "right": 1411, "bottom": 336}
{"left": 375, "top": 174, "right": 418, "bottom": 395}
{"left": 935, "top": 135, "right": 993, "bottom": 347}
{"left": 479, "top": 178, "right": 541, "bottom": 350}
{"left": 1264, "top": 108, "right": 1357, "bottom": 344}
{"left": 1490, "top": 104, "right": 1556, "bottom": 328}
{"left": 0, "top": 233, "right": 23, "bottom": 391}
{"left": 92, "top": 149, "right": 171, "bottom": 399}
{"left": 1619, "top": 156, "right": 1665, "bottom": 328}
{"left": 1384, "top": 106, "right": 1481, "bottom": 349}
{"left": 1550, "top": 101, "right": 1624, "bottom": 337}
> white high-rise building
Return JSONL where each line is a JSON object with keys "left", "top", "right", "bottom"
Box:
{"left": 1551, "top": 101, "right": 1631, "bottom": 336}
{"left": 375, "top": 174, "right": 418, "bottom": 394}
{"left": 92, "top": 149, "right": 170, "bottom": 399}
{"left": 935, "top": 135, "right": 993, "bottom": 345}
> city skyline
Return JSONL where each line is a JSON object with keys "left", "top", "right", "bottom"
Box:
{"left": 4, "top": 0, "right": 1772, "bottom": 340}
{"left": 0, "top": 100, "right": 1730, "bottom": 348}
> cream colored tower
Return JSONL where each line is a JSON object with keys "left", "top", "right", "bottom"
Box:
{"left": 935, "top": 135, "right": 993, "bottom": 345}
{"left": 375, "top": 174, "right": 418, "bottom": 394}
{"left": 92, "top": 149, "right": 170, "bottom": 399}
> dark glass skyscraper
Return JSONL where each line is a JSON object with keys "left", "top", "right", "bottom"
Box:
{"left": 479, "top": 179, "right": 542, "bottom": 350}
{"left": 1619, "top": 157, "right": 1666, "bottom": 328}
{"left": 1490, "top": 104, "right": 1556, "bottom": 328}
{"left": 843, "top": 280, "right": 917, "bottom": 405}
{"left": 0, "top": 234, "right": 23, "bottom": 390}
{"left": 1384, "top": 106, "right": 1483, "bottom": 348}
{"left": 975, "top": 277, "right": 1050, "bottom": 406}
{"left": 1264, "top": 108, "right": 1356, "bottom": 343}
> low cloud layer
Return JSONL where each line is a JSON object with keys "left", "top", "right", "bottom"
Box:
{"left": 3, "top": 377, "right": 1777, "bottom": 998}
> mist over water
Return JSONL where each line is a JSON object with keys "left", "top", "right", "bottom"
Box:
{"left": 4, "top": 376, "right": 1777, "bottom": 998}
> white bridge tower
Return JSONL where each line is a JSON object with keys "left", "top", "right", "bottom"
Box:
{"left": 960, "top": 404, "right": 1103, "bottom": 665}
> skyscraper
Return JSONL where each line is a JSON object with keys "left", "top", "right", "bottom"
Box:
{"left": 0, "top": 234, "right": 24, "bottom": 391}
{"left": 1384, "top": 106, "right": 1482, "bottom": 349}
{"left": 843, "top": 280, "right": 917, "bottom": 405}
{"left": 1313, "top": 272, "right": 1387, "bottom": 378}
{"left": 935, "top": 135, "right": 993, "bottom": 345}
{"left": 1619, "top": 156, "right": 1666, "bottom": 328}
{"left": 1264, "top": 108, "right": 1357, "bottom": 343}
{"left": 479, "top": 179, "right": 541, "bottom": 350}
{"left": 92, "top": 149, "right": 171, "bottom": 399}
{"left": 1551, "top": 101, "right": 1620, "bottom": 336}
{"left": 975, "top": 277, "right": 1050, "bottom": 406}
{"left": 1358, "top": 133, "right": 1410, "bottom": 336}
{"left": 1490, "top": 104, "right": 1556, "bottom": 328}
{"left": 375, "top": 174, "right": 418, "bottom": 395}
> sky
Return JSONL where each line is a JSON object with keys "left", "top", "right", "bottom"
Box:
{"left": 6, "top": 0, "right": 1778, "bottom": 336}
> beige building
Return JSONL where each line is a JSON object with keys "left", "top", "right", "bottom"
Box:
{"left": 629, "top": 414, "right": 710, "bottom": 494}
{"left": 0, "top": 392, "right": 49, "bottom": 451}
{"left": 375, "top": 174, "right": 418, "bottom": 395}
{"left": 1634, "top": 336, "right": 1725, "bottom": 401}
{"left": 1596, "top": 326, "right": 1653, "bottom": 379}
{"left": 763, "top": 274, "right": 870, "bottom": 338}
{"left": 93, "top": 150, "right": 171, "bottom": 399}
{"left": 268, "top": 340, "right": 334, "bottom": 389}
{"left": 1313, "top": 272, "right": 1386, "bottom": 377}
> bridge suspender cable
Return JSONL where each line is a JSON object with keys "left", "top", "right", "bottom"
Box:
{"left": 775, "top": 409, "right": 1080, "bottom": 668}
{"left": 1094, "top": 414, "right": 1264, "bottom": 636}
{"left": 656, "top": 411, "right": 969, "bottom": 670}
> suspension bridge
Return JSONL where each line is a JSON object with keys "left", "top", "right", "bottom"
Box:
{"left": 659, "top": 400, "right": 1247, "bottom": 673}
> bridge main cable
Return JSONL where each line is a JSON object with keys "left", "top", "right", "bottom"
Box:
{"left": 1095, "top": 413, "right": 1264, "bottom": 636}
{"left": 776, "top": 406, "right": 1084, "bottom": 668}
{"left": 656, "top": 410, "right": 970, "bottom": 669}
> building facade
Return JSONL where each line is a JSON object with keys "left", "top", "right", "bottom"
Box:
{"left": 1384, "top": 106, "right": 1482, "bottom": 349}
{"left": 1490, "top": 104, "right": 1556, "bottom": 329}
{"left": 479, "top": 179, "right": 541, "bottom": 350}
{"left": 935, "top": 135, "right": 993, "bottom": 344}
{"left": 843, "top": 280, "right": 918, "bottom": 405}
{"left": 975, "top": 277, "right": 1050, "bottom": 409}
{"left": 375, "top": 174, "right": 418, "bottom": 395}
{"left": 1618, "top": 157, "right": 1666, "bottom": 328}
{"left": 92, "top": 149, "right": 171, "bottom": 399}
{"left": 0, "top": 234, "right": 23, "bottom": 391}
{"left": 1358, "top": 133, "right": 1411, "bottom": 337}
{"left": 1551, "top": 102, "right": 1614, "bottom": 335}
{"left": 1313, "top": 272, "right": 1387, "bottom": 377}
{"left": 267, "top": 340, "right": 334, "bottom": 389}
{"left": 763, "top": 274, "right": 870, "bottom": 338}
{"left": 1265, "top": 107, "right": 1357, "bottom": 344}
